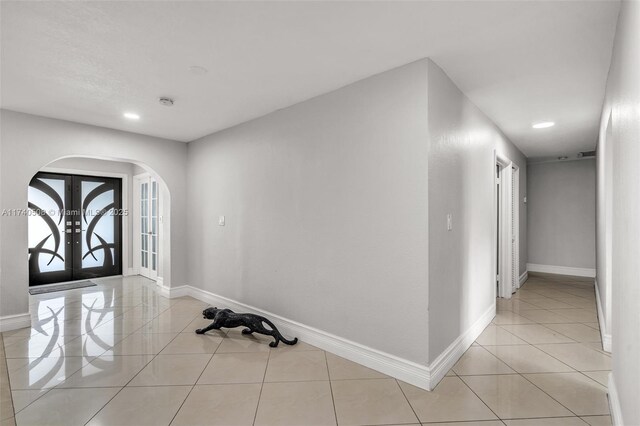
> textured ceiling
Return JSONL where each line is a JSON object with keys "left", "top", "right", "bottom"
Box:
{"left": 1, "top": 1, "right": 619, "bottom": 157}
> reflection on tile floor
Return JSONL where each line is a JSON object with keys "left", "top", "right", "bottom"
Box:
{"left": 0, "top": 273, "right": 612, "bottom": 425}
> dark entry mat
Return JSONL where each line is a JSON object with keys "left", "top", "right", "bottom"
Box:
{"left": 29, "top": 280, "right": 97, "bottom": 295}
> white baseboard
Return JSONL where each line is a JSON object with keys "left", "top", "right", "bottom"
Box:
{"left": 168, "top": 285, "right": 494, "bottom": 391}
{"left": 426, "top": 303, "right": 495, "bottom": 387}
{"left": 0, "top": 313, "right": 31, "bottom": 332}
{"left": 527, "top": 263, "right": 596, "bottom": 278}
{"left": 608, "top": 373, "right": 624, "bottom": 426}
{"left": 519, "top": 271, "right": 528, "bottom": 287}
{"left": 594, "top": 281, "right": 612, "bottom": 352}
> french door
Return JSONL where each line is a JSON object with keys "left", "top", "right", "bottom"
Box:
{"left": 28, "top": 172, "right": 123, "bottom": 286}
{"left": 136, "top": 175, "right": 158, "bottom": 280}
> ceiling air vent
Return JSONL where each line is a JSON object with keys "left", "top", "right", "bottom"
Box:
{"left": 578, "top": 151, "right": 596, "bottom": 158}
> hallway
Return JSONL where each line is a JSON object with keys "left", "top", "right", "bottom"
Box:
{"left": 0, "top": 273, "right": 610, "bottom": 425}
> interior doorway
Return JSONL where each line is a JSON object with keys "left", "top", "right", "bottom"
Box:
{"left": 134, "top": 173, "right": 159, "bottom": 281}
{"left": 495, "top": 153, "right": 520, "bottom": 299}
{"left": 27, "top": 172, "right": 123, "bottom": 286}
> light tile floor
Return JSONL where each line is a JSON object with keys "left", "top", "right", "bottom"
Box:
{"left": 0, "top": 273, "right": 612, "bottom": 425}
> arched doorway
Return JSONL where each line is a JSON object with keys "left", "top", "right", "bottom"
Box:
{"left": 26, "top": 156, "right": 172, "bottom": 290}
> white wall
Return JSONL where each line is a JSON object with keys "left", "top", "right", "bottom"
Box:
{"left": 527, "top": 159, "right": 596, "bottom": 271}
{"left": 597, "top": 1, "right": 640, "bottom": 424}
{"left": 0, "top": 110, "right": 188, "bottom": 317}
{"left": 425, "top": 60, "right": 527, "bottom": 361}
{"left": 188, "top": 60, "right": 431, "bottom": 363}
{"left": 44, "top": 157, "right": 136, "bottom": 267}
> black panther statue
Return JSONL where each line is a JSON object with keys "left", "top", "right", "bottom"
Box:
{"left": 195, "top": 307, "right": 298, "bottom": 348}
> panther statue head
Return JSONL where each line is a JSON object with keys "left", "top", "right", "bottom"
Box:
{"left": 202, "top": 307, "right": 220, "bottom": 319}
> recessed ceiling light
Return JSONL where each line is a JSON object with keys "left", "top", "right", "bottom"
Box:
{"left": 123, "top": 112, "right": 140, "bottom": 120}
{"left": 532, "top": 121, "right": 555, "bottom": 129}
{"left": 558, "top": 156, "right": 569, "bottom": 160}
{"left": 189, "top": 65, "right": 208, "bottom": 75}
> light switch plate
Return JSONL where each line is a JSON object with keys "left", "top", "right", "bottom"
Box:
{"left": 218, "top": 215, "right": 225, "bottom": 226}
{"left": 447, "top": 213, "right": 452, "bottom": 231}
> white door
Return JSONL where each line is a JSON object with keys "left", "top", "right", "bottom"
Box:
{"left": 496, "top": 155, "right": 517, "bottom": 299}
{"left": 511, "top": 167, "right": 520, "bottom": 291}
{"left": 135, "top": 175, "right": 158, "bottom": 280}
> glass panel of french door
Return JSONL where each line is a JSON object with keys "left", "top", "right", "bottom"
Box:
{"left": 28, "top": 172, "right": 122, "bottom": 286}
{"left": 140, "top": 181, "right": 149, "bottom": 271}
{"left": 138, "top": 176, "right": 158, "bottom": 280}
{"left": 28, "top": 173, "right": 73, "bottom": 285}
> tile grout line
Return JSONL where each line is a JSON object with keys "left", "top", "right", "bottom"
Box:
{"left": 323, "top": 351, "right": 340, "bottom": 426}
{"left": 455, "top": 373, "right": 504, "bottom": 422}
{"left": 393, "top": 378, "right": 421, "bottom": 424}
{"left": 251, "top": 343, "right": 272, "bottom": 426}
{"left": 80, "top": 301, "right": 203, "bottom": 425}
{"left": 511, "top": 280, "right": 610, "bottom": 419}
{"left": 166, "top": 334, "right": 222, "bottom": 425}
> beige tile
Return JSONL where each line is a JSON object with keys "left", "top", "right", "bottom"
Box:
{"left": 581, "top": 415, "right": 612, "bottom": 426}
{"left": 87, "top": 385, "right": 190, "bottom": 426}
{"left": 172, "top": 384, "right": 261, "bottom": 426}
{"left": 399, "top": 377, "right": 497, "bottom": 423}
{"left": 526, "top": 298, "right": 580, "bottom": 309}
{"left": 216, "top": 335, "right": 272, "bottom": 353}
{"left": 138, "top": 315, "right": 194, "bottom": 333}
{"left": 198, "top": 352, "right": 269, "bottom": 384}
{"left": 500, "top": 324, "right": 575, "bottom": 344}
{"left": 10, "top": 389, "right": 47, "bottom": 413}
{"left": 58, "top": 333, "right": 127, "bottom": 357}
{"left": 255, "top": 381, "right": 336, "bottom": 426}
{"left": 492, "top": 312, "right": 535, "bottom": 325}
{"left": 159, "top": 332, "right": 222, "bottom": 354}
{"left": 510, "top": 299, "right": 546, "bottom": 313}
{"left": 0, "top": 417, "right": 15, "bottom": 426}
{"left": 544, "top": 323, "right": 602, "bottom": 343}
{"left": 128, "top": 353, "right": 211, "bottom": 386}
{"left": 0, "top": 384, "right": 12, "bottom": 421}
{"left": 268, "top": 340, "right": 320, "bottom": 352}
{"left": 536, "top": 344, "right": 612, "bottom": 371}
{"left": 504, "top": 418, "right": 588, "bottom": 426}
{"left": 265, "top": 350, "right": 329, "bottom": 382}
{"left": 584, "top": 322, "right": 601, "bottom": 330}
{"left": 7, "top": 356, "right": 90, "bottom": 390}
{"left": 15, "top": 388, "right": 119, "bottom": 426}
{"left": 452, "top": 347, "right": 515, "bottom": 376}
{"left": 582, "top": 341, "right": 610, "bottom": 355}
{"left": 549, "top": 309, "right": 598, "bottom": 323}
{"left": 582, "top": 371, "right": 610, "bottom": 386}
{"left": 3, "top": 334, "right": 81, "bottom": 358}
{"left": 423, "top": 422, "right": 505, "bottom": 426}
{"left": 326, "top": 352, "right": 388, "bottom": 380}
{"left": 517, "top": 309, "right": 576, "bottom": 324}
{"left": 331, "top": 379, "right": 418, "bottom": 425}
{"left": 91, "top": 317, "right": 148, "bottom": 335}
{"left": 462, "top": 374, "right": 573, "bottom": 419}
{"left": 110, "top": 332, "right": 177, "bottom": 355}
{"left": 57, "top": 354, "right": 153, "bottom": 388}
{"left": 484, "top": 345, "right": 574, "bottom": 373}
{"left": 476, "top": 326, "right": 528, "bottom": 346}
{"left": 524, "top": 372, "right": 609, "bottom": 415}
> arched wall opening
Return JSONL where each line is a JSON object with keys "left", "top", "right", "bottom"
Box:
{"left": 0, "top": 110, "right": 188, "bottom": 325}
{"left": 27, "top": 155, "right": 173, "bottom": 290}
